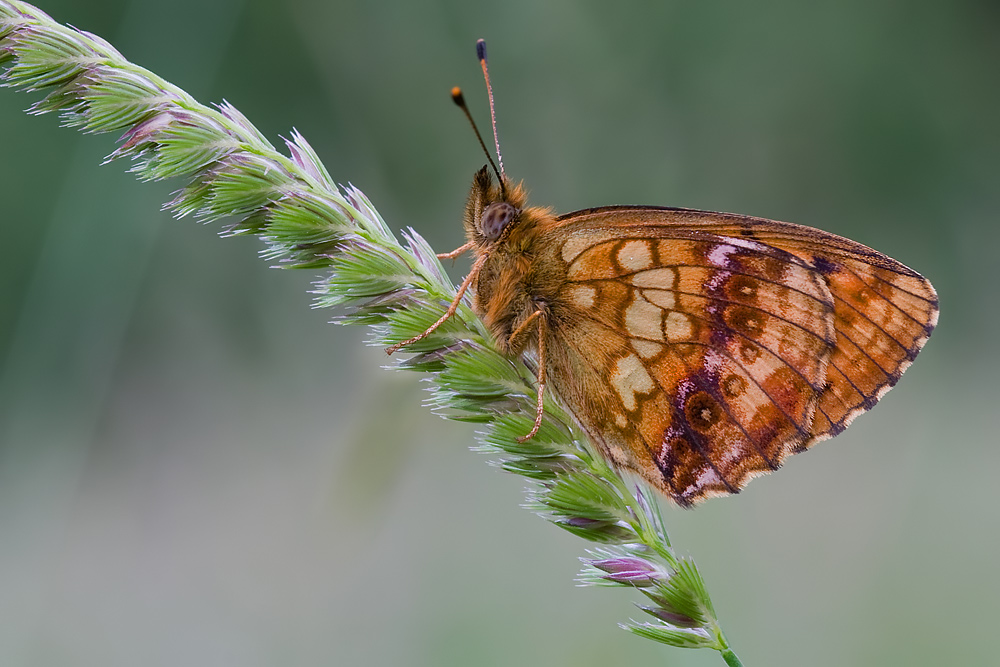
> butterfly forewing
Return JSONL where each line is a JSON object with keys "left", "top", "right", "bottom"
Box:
{"left": 534, "top": 207, "right": 936, "bottom": 505}
{"left": 796, "top": 255, "right": 937, "bottom": 441}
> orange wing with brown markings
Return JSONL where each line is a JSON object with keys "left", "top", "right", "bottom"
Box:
{"left": 537, "top": 206, "right": 937, "bottom": 506}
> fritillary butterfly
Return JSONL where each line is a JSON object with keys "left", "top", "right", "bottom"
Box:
{"left": 389, "top": 41, "right": 938, "bottom": 506}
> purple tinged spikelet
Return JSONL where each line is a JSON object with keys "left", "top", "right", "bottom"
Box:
{"left": 590, "top": 556, "right": 663, "bottom": 586}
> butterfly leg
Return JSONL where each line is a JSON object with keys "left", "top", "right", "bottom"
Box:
{"left": 436, "top": 241, "right": 474, "bottom": 260}
{"left": 515, "top": 310, "right": 548, "bottom": 443}
{"left": 507, "top": 309, "right": 542, "bottom": 349}
{"left": 385, "top": 251, "right": 489, "bottom": 355}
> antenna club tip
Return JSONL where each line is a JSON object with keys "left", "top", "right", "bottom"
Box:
{"left": 451, "top": 86, "right": 464, "bottom": 104}
{"left": 476, "top": 39, "right": 487, "bottom": 62}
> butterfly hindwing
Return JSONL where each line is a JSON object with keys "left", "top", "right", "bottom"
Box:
{"left": 537, "top": 207, "right": 936, "bottom": 505}
{"left": 540, "top": 224, "right": 834, "bottom": 504}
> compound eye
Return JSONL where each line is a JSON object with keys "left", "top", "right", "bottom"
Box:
{"left": 480, "top": 202, "right": 517, "bottom": 241}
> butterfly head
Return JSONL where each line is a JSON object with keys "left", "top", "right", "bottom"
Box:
{"left": 464, "top": 165, "right": 529, "bottom": 246}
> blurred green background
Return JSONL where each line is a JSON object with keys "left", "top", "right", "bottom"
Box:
{"left": 1, "top": 1, "right": 996, "bottom": 665}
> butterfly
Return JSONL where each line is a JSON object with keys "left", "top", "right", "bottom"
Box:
{"left": 388, "top": 40, "right": 938, "bottom": 507}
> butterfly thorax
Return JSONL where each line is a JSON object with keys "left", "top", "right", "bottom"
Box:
{"left": 463, "top": 168, "right": 561, "bottom": 355}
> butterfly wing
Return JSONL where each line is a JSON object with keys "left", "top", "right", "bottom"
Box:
{"left": 536, "top": 206, "right": 937, "bottom": 506}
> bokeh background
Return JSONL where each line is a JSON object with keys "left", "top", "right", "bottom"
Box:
{"left": 1, "top": 1, "right": 996, "bottom": 665}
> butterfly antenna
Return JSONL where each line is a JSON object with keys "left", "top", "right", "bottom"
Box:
{"left": 451, "top": 87, "right": 504, "bottom": 190}
{"left": 476, "top": 39, "right": 505, "bottom": 180}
